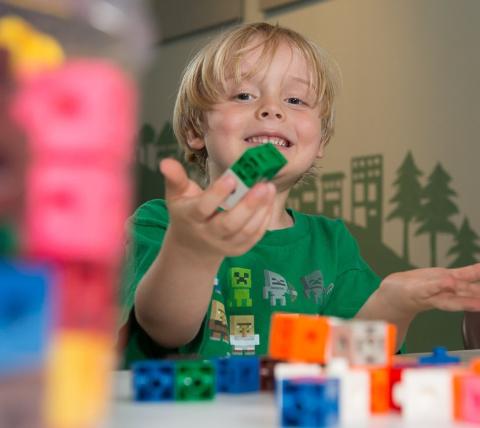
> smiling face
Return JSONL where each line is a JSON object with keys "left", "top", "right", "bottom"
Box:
{"left": 187, "top": 40, "right": 326, "bottom": 190}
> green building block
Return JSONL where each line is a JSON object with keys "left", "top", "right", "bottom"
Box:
{"left": 222, "top": 143, "right": 287, "bottom": 209}
{"left": 174, "top": 360, "right": 216, "bottom": 401}
{"left": 231, "top": 143, "right": 287, "bottom": 188}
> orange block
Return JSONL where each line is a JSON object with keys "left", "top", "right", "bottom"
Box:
{"left": 289, "top": 315, "right": 331, "bottom": 363}
{"left": 470, "top": 358, "right": 480, "bottom": 374}
{"left": 386, "top": 324, "right": 397, "bottom": 364}
{"left": 269, "top": 313, "right": 331, "bottom": 363}
{"left": 44, "top": 330, "right": 115, "bottom": 428}
{"left": 269, "top": 313, "right": 299, "bottom": 360}
{"left": 452, "top": 366, "right": 476, "bottom": 421}
{"left": 370, "top": 367, "right": 390, "bottom": 414}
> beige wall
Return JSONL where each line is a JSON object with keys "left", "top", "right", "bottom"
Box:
{"left": 141, "top": 0, "right": 480, "bottom": 269}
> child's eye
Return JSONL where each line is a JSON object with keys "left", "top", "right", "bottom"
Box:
{"left": 286, "top": 97, "right": 306, "bottom": 105}
{"left": 235, "top": 92, "right": 254, "bottom": 101}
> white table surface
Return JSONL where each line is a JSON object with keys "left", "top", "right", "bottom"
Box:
{"left": 106, "top": 350, "right": 480, "bottom": 428}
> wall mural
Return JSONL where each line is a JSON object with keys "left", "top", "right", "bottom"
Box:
{"left": 135, "top": 121, "right": 480, "bottom": 352}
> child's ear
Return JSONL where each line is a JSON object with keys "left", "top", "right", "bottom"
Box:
{"left": 186, "top": 131, "right": 205, "bottom": 150}
{"left": 316, "top": 139, "right": 327, "bottom": 159}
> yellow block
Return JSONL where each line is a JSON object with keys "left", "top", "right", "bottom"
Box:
{"left": 0, "top": 15, "right": 64, "bottom": 76}
{"left": 44, "top": 330, "right": 115, "bottom": 428}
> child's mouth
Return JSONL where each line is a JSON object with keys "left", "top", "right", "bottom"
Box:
{"left": 244, "top": 136, "right": 292, "bottom": 148}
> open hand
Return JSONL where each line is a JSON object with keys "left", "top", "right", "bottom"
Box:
{"left": 383, "top": 263, "right": 480, "bottom": 314}
{"left": 159, "top": 158, "right": 276, "bottom": 259}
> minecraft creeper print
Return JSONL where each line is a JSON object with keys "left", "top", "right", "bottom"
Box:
{"left": 229, "top": 267, "right": 253, "bottom": 308}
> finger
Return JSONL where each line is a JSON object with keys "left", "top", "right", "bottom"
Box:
{"left": 243, "top": 193, "right": 275, "bottom": 240}
{"left": 449, "top": 263, "right": 480, "bottom": 282}
{"left": 440, "top": 296, "right": 480, "bottom": 312}
{"left": 159, "top": 158, "right": 190, "bottom": 201}
{"left": 227, "top": 185, "right": 275, "bottom": 246}
{"left": 453, "top": 280, "right": 480, "bottom": 298}
{"left": 194, "top": 174, "right": 238, "bottom": 221}
{"left": 211, "top": 182, "right": 275, "bottom": 237}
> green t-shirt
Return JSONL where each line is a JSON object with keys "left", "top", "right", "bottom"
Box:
{"left": 119, "top": 199, "right": 381, "bottom": 367}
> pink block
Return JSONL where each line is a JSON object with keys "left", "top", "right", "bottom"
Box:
{"left": 12, "top": 59, "right": 136, "bottom": 163}
{"left": 55, "top": 263, "right": 117, "bottom": 332}
{"left": 462, "top": 376, "right": 480, "bottom": 423}
{"left": 23, "top": 165, "right": 131, "bottom": 264}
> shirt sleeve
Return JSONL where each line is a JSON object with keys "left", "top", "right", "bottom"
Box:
{"left": 119, "top": 201, "right": 169, "bottom": 324}
{"left": 118, "top": 200, "right": 176, "bottom": 366}
{"left": 322, "top": 221, "right": 382, "bottom": 319}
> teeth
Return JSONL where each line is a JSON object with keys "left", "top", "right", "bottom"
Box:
{"left": 247, "top": 136, "right": 289, "bottom": 147}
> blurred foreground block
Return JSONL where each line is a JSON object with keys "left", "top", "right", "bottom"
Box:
{"left": 45, "top": 330, "right": 115, "bottom": 428}
{"left": 0, "top": 259, "right": 52, "bottom": 372}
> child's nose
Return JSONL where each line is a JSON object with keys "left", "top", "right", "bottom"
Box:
{"left": 257, "top": 100, "right": 284, "bottom": 121}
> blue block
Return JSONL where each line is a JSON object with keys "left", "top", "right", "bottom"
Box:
{"left": 132, "top": 360, "right": 175, "bottom": 401}
{"left": 281, "top": 378, "right": 339, "bottom": 427}
{"left": 418, "top": 346, "right": 461, "bottom": 366}
{"left": 0, "top": 259, "right": 52, "bottom": 374}
{"left": 215, "top": 356, "right": 260, "bottom": 393}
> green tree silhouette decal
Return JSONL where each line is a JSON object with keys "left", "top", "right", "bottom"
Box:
{"left": 387, "top": 151, "right": 423, "bottom": 264}
{"left": 415, "top": 163, "right": 458, "bottom": 266}
{"left": 447, "top": 217, "right": 480, "bottom": 268}
{"left": 138, "top": 123, "right": 155, "bottom": 164}
{"left": 156, "top": 122, "right": 178, "bottom": 159}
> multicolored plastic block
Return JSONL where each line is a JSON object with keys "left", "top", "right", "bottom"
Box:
{"left": 215, "top": 356, "right": 260, "bottom": 393}
{"left": 175, "top": 360, "right": 216, "bottom": 401}
{"left": 280, "top": 377, "right": 339, "bottom": 428}
{"left": 330, "top": 320, "right": 397, "bottom": 367}
{"left": 0, "top": 259, "right": 52, "bottom": 373}
{"left": 0, "top": 370, "right": 45, "bottom": 428}
{"left": 260, "top": 357, "right": 281, "bottom": 391}
{"left": 55, "top": 263, "right": 116, "bottom": 331}
{"left": 132, "top": 360, "right": 175, "bottom": 402}
{"left": 369, "top": 367, "right": 391, "bottom": 414}
{"left": 24, "top": 166, "right": 130, "bottom": 263}
{"left": 388, "top": 360, "right": 418, "bottom": 412}
{"left": 269, "top": 313, "right": 332, "bottom": 363}
{"left": 325, "top": 358, "right": 371, "bottom": 425}
{"left": 418, "top": 346, "right": 461, "bottom": 366}
{"left": 394, "top": 367, "right": 454, "bottom": 421}
{"left": 132, "top": 359, "right": 216, "bottom": 402}
{"left": 44, "top": 330, "right": 114, "bottom": 428}
{"left": 12, "top": 60, "right": 136, "bottom": 163}
{"left": 222, "top": 143, "right": 287, "bottom": 209}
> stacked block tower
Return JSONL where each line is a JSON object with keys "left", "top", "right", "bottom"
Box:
{"left": 0, "top": 14, "right": 136, "bottom": 428}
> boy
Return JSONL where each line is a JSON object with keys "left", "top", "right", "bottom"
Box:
{"left": 120, "top": 22, "right": 480, "bottom": 365}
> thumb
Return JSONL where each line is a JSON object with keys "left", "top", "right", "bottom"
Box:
{"left": 159, "top": 158, "right": 191, "bottom": 200}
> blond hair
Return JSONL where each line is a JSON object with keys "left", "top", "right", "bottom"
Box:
{"left": 173, "top": 22, "right": 340, "bottom": 175}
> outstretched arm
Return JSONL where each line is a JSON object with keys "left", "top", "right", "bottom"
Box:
{"left": 134, "top": 159, "right": 276, "bottom": 348}
{"left": 356, "top": 263, "right": 480, "bottom": 349}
